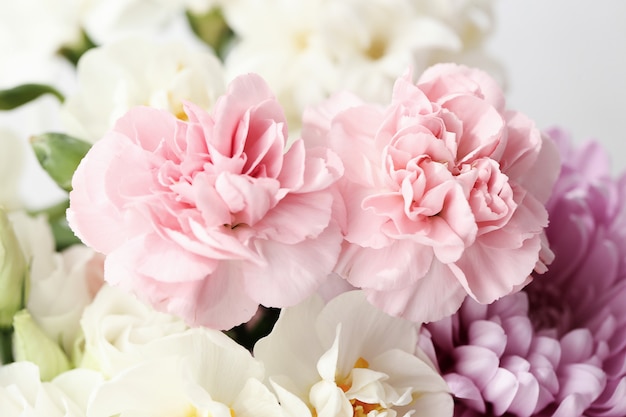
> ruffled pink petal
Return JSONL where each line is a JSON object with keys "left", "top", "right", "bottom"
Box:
{"left": 441, "top": 95, "right": 505, "bottom": 165}
{"left": 178, "top": 262, "right": 260, "bottom": 330}
{"left": 328, "top": 105, "right": 386, "bottom": 186}
{"left": 365, "top": 259, "right": 467, "bottom": 323}
{"left": 214, "top": 172, "right": 280, "bottom": 226}
{"left": 336, "top": 240, "right": 434, "bottom": 292}
{"left": 417, "top": 63, "right": 506, "bottom": 112}
{"left": 211, "top": 73, "right": 285, "bottom": 157}
{"left": 498, "top": 111, "right": 542, "bottom": 183}
{"left": 341, "top": 184, "right": 393, "bottom": 249}
{"left": 254, "top": 191, "right": 334, "bottom": 244}
{"left": 242, "top": 223, "right": 342, "bottom": 307}
{"left": 296, "top": 146, "right": 344, "bottom": 193}
{"left": 517, "top": 132, "right": 561, "bottom": 204}
{"left": 68, "top": 133, "right": 153, "bottom": 253}
{"left": 113, "top": 106, "right": 178, "bottom": 153}
{"left": 451, "top": 231, "right": 541, "bottom": 304}
{"left": 301, "top": 90, "right": 365, "bottom": 148}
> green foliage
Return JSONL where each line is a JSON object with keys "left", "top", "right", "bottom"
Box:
{"left": 186, "top": 7, "right": 235, "bottom": 60}
{"left": 30, "top": 133, "right": 91, "bottom": 192}
{"left": 0, "top": 84, "right": 64, "bottom": 110}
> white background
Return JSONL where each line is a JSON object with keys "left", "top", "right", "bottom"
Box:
{"left": 487, "top": 1, "right": 626, "bottom": 174}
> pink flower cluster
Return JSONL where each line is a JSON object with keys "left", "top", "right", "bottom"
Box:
{"left": 68, "top": 64, "right": 559, "bottom": 329}
{"left": 68, "top": 74, "right": 344, "bottom": 330}
{"left": 420, "top": 129, "right": 626, "bottom": 416}
{"left": 304, "top": 64, "right": 559, "bottom": 323}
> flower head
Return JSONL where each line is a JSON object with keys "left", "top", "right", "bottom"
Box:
{"left": 86, "top": 327, "right": 284, "bottom": 417}
{"left": 0, "top": 361, "right": 102, "bottom": 417}
{"left": 61, "top": 37, "right": 226, "bottom": 143}
{"left": 222, "top": 0, "right": 499, "bottom": 131}
{"left": 254, "top": 291, "right": 454, "bottom": 417}
{"left": 303, "top": 63, "right": 559, "bottom": 323}
{"left": 68, "top": 73, "right": 344, "bottom": 330}
{"left": 421, "top": 129, "right": 626, "bottom": 416}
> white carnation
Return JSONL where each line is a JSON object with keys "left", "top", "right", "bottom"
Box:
{"left": 78, "top": 284, "right": 188, "bottom": 376}
{"left": 0, "top": 361, "right": 102, "bottom": 417}
{"left": 61, "top": 37, "right": 225, "bottom": 143}
{"left": 222, "top": 0, "right": 498, "bottom": 131}
{"left": 86, "top": 328, "right": 285, "bottom": 417}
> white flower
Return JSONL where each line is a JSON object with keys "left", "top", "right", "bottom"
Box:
{"left": 78, "top": 284, "right": 188, "bottom": 376}
{"left": 7, "top": 211, "right": 103, "bottom": 357}
{"left": 79, "top": 0, "right": 203, "bottom": 45}
{"left": 86, "top": 328, "right": 285, "bottom": 417}
{"left": 8, "top": 211, "right": 57, "bottom": 282}
{"left": 254, "top": 291, "right": 454, "bottom": 417}
{"left": 26, "top": 245, "right": 104, "bottom": 357}
{"left": 0, "top": 361, "right": 102, "bottom": 417}
{"left": 185, "top": 0, "right": 222, "bottom": 14}
{"left": 61, "top": 37, "right": 225, "bottom": 143}
{"left": 0, "top": 0, "right": 79, "bottom": 86}
{"left": 222, "top": 0, "right": 497, "bottom": 130}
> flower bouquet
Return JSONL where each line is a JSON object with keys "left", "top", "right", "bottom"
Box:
{"left": 0, "top": 1, "right": 624, "bottom": 416}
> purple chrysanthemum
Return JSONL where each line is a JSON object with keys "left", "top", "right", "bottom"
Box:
{"left": 420, "top": 129, "right": 626, "bottom": 416}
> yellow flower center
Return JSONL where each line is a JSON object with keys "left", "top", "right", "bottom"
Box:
{"left": 337, "top": 357, "right": 385, "bottom": 417}
{"left": 182, "top": 405, "right": 236, "bottom": 417}
{"left": 365, "top": 36, "right": 386, "bottom": 60}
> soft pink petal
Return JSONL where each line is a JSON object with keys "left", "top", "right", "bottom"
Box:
{"left": 211, "top": 73, "right": 284, "bottom": 157}
{"left": 467, "top": 320, "right": 507, "bottom": 357}
{"left": 417, "top": 63, "right": 506, "bottom": 112}
{"left": 113, "top": 106, "right": 178, "bottom": 153}
{"left": 214, "top": 172, "right": 280, "bottom": 226}
{"left": 453, "top": 345, "right": 500, "bottom": 391}
{"left": 68, "top": 133, "right": 153, "bottom": 253}
{"left": 481, "top": 367, "right": 518, "bottom": 415}
{"left": 301, "top": 91, "right": 365, "bottom": 148}
{"left": 254, "top": 191, "right": 334, "bottom": 244}
{"left": 444, "top": 373, "right": 485, "bottom": 412}
{"left": 451, "top": 232, "right": 541, "bottom": 304}
{"left": 328, "top": 105, "right": 386, "bottom": 186}
{"left": 104, "top": 234, "right": 215, "bottom": 286}
{"left": 242, "top": 223, "right": 342, "bottom": 307}
{"left": 442, "top": 95, "right": 505, "bottom": 165}
{"left": 337, "top": 240, "right": 433, "bottom": 291}
{"left": 341, "top": 184, "right": 393, "bottom": 248}
{"left": 365, "top": 259, "right": 467, "bottom": 323}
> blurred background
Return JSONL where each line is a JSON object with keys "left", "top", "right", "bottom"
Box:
{"left": 6, "top": 1, "right": 626, "bottom": 207}
{"left": 487, "top": 0, "right": 626, "bottom": 173}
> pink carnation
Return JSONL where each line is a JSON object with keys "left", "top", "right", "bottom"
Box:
{"left": 68, "top": 73, "right": 343, "bottom": 330}
{"left": 420, "top": 129, "right": 626, "bottom": 416}
{"left": 303, "top": 63, "right": 560, "bottom": 323}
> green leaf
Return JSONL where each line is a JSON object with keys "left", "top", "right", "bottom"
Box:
{"left": 28, "top": 200, "right": 81, "bottom": 252}
{"left": 186, "top": 7, "right": 235, "bottom": 60}
{"left": 50, "top": 214, "right": 81, "bottom": 252}
{"left": 58, "top": 29, "right": 96, "bottom": 66}
{"left": 30, "top": 133, "right": 91, "bottom": 192}
{"left": 0, "top": 84, "right": 64, "bottom": 110}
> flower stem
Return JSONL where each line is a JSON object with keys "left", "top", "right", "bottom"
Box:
{"left": 0, "top": 328, "right": 13, "bottom": 364}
